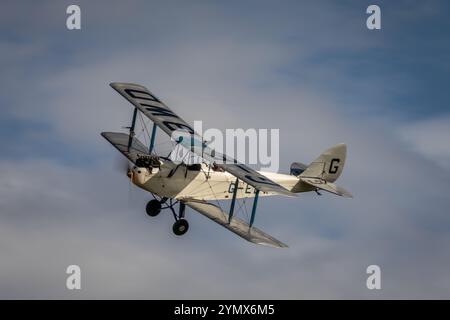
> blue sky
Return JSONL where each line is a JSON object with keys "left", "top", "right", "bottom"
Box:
{"left": 1, "top": 0, "right": 450, "bottom": 298}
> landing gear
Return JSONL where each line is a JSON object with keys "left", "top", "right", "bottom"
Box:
{"left": 172, "top": 219, "right": 189, "bottom": 236}
{"left": 145, "top": 197, "right": 189, "bottom": 236}
{"left": 170, "top": 202, "right": 188, "bottom": 236}
{"left": 146, "top": 199, "right": 162, "bottom": 217}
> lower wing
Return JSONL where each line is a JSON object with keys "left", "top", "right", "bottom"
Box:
{"left": 184, "top": 199, "right": 288, "bottom": 248}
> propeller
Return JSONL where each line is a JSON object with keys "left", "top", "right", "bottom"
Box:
{"left": 114, "top": 156, "right": 134, "bottom": 204}
{"left": 114, "top": 156, "right": 132, "bottom": 176}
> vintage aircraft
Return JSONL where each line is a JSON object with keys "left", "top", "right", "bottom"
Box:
{"left": 102, "top": 83, "right": 352, "bottom": 248}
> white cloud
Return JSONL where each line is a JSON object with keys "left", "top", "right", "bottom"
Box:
{"left": 398, "top": 115, "right": 450, "bottom": 172}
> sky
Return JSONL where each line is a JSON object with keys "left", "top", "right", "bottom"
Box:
{"left": 1, "top": 0, "right": 450, "bottom": 299}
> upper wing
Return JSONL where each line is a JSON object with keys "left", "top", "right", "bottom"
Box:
{"left": 184, "top": 199, "right": 288, "bottom": 248}
{"left": 216, "top": 163, "right": 296, "bottom": 197}
{"left": 110, "top": 82, "right": 195, "bottom": 137}
{"left": 101, "top": 132, "right": 148, "bottom": 164}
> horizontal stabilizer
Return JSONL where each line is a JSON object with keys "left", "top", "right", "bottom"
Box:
{"left": 184, "top": 199, "right": 288, "bottom": 248}
{"left": 101, "top": 132, "right": 149, "bottom": 164}
{"left": 300, "top": 177, "right": 353, "bottom": 198}
{"left": 290, "top": 162, "right": 308, "bottom": 176}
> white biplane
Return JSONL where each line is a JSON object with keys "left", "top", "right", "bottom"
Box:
{"left": 102, "top": 83, "right": 352, "bottom": 248}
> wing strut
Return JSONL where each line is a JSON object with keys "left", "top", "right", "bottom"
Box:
{"left": 250, "top": 190, "right": 260, "bottom": 227}
{"left": 149, "top": 122, "right": 157, "bottom": 153}
{"left": 127, "top": 108, "right": 138, "bottom": 151}
{"left": 126, "top": 106, "right": 158, "bottom": 156}
{"left": 228, "top": 181, "right": 260, "bottom": 229}
{"left": 228, "top": 178, "right": 239, "bottom": 223}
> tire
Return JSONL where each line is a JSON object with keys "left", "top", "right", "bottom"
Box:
{"left": 172, "top": 219, "right": 189, "bottom": 236}
{"left": 146, "top": 200, "right": 161, "bottom": 217}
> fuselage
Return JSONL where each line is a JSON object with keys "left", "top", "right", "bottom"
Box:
{"left": 131, "top": 160, "right": 305, "bottom": 201}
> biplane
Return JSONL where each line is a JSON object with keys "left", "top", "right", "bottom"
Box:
{"left": 101, "top": 83, "right": 352, "bottom": 248}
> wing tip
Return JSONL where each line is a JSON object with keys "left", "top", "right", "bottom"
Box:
{"left": 109, "top": 82, "right": 144, "bottom": 89}
{"left": 100, "top": 131, "right": 111, "bottom": 140}
{"left": 109, "top": 82, "right": 120, "bottom": 89}
{"left": 100, "top": 131, "right": 118, "bottom": 139}
{"left": 254, "top": 240, "right": 289, "bottom": 248}
{"left": 337, "top": 186, "right": 353, "bottom": 198}
{"left": 342, "top": 192, "right": 353, "bottom": 199}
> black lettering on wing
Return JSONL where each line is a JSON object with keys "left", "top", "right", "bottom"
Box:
{"left": 124, "top": 88, "right": 161, "bottom": 102}
{"left": 163, "top": 121, "right": 195, "bottom": 134}
{"left": 141, "top": 103, "right": 178, "bottom": 118}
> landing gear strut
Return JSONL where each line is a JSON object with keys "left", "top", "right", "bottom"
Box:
{"left": 145, "top": 197, "right": 189, "bottom": 236}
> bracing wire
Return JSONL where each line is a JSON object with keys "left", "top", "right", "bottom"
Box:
{"left": 135, "top": 112, "right": 179, "bottom": 157}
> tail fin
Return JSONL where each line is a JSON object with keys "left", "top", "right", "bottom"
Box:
{"left": 299, "top": 143, "right": 346, "bottom": 182}
{"left": 292, "top": 144, "right": 352, "bottom": 198}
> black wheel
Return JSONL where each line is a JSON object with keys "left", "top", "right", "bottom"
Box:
{"left": 146, "top": 200, "right": 161, "bottom": 217}
{"left": 172, "top": 219, "right": 189, "bottom": 236}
